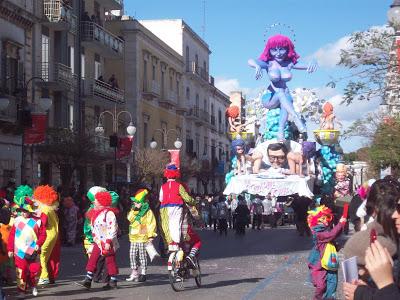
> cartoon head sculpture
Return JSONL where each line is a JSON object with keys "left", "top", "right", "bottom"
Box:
{"left": 307, "top": 205, "right": 334, "bottom": 232}
{"left": 164, "top": 164, "right": 181, "bottom": 179}
{"left": 231, "top": 138, "right": 246, "bottom": 156}
{"left": 225, "top": 105, "right": 240, "bottom": 119}
{"left": 335, "top": 163, "right": 348, "bottom": 181}
{"left": 259, "top": 34, "right": 299, "bottom": 64}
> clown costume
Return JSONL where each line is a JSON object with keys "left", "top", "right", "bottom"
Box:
{"left": 8, "top": 196, "right": 46, "bottom": 297}
{"left": 32, "top": 185, "right": 60, "bottom": 286}
{"left": 307, "top": 205, "right": 346, "bottom": 300}
{"left": 159, "top": 165, "right": 196, "bottom": 251}
{"left": 126, "top": 188, "right": 157, "bottom": 282}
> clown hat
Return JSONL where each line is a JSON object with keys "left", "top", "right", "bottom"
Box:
{"left": 130, "top": 189, "right": 149, "bottom": 204}
{"left": 164, "top": 164, "right": 180, "bottom": 179}
{"left": 87, "top": 186, "right": 107, "bottom": 202}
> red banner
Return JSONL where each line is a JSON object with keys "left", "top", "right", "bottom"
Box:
{"left": 117, "top": 136, "right": 133, "bottom": 159}
{"left": 168, "top": 149, "right": 180, "bottom": 168}
{"left": 24, "top": 114, "right": 47, "bottom": 145}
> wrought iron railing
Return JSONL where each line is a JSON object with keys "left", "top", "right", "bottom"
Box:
{"left": 81, "top": 78, "right": 124, "bottom": 103}
{"left": 43, "top": 0, "right": 77, "bottom": 33}
{"left": 81, "top": 21, "right": 124, "bottom": 56}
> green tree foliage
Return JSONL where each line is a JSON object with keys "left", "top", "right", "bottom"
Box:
{"left": 328, "top": 26, "right": 394, "bottom": 105}
{"left": 368, "top": 118, "right": 400, "bottom": 171}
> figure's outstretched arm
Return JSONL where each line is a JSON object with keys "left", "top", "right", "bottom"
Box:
{"left": 291, "top": 60, "right": 318, "bottom": 73}
{"left": 248, "top": 59, "right": 269, "bottom": 80}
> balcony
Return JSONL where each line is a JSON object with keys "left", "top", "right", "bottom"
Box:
{"left": 95, "top": 0, "right": 123, "bottom": 10}
{"left": 159, "top": 91, "right": 177, "bottom": 108}
{"left": 81, "top": 22, "right": 124, "bottom": 59}
{"left": 142, "top": 80, "right": 160, "bottom": 100}
{"left": 36, "top": 61, "right": 74, "bottom": 91}
{"left": 43, "top": 1, "right": 77, "bottom": 34}
{"left": 187, "top": 106, "right": 209, "bottom": 126}
{"left": 81, "top": 78, "right": 125, "bottom": 104}
{"left": 186, "top": 61, "right": 210, "bottom": 86}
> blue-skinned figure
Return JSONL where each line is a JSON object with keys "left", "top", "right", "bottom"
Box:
{"left": 248, "top": 34, "right": 317, "bottom": 141}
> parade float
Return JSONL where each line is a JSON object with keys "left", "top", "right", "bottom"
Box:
{"left": 223, "top": 29, "right": 346, "bottom": 200}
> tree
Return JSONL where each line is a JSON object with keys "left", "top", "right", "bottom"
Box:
{"left": 329, "top": 26, "right": 394, "bottom": 105}
{"left": 341, "top": 111, "right": 384, "bottom": 140}
{"left": 132, "top": 148, "right": 169, "bottom": 184}
{"left": 36, "top": 128, "right": 108, "bottom": 194}
{"left": 368, "top": 117, "right": 400, "bottom": 172}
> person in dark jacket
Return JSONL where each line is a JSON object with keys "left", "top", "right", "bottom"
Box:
{"left": 234, "top": 195, "right": 250, "bottom": 236}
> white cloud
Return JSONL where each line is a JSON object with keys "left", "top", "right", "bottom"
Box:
{"left": 328, "top": 94, "right": 380, "bottom": 122}
{"left": 309, "top": 36, "right": 350, "bottom": 68}
{"left": 214, "top": 77, "right": 263, "bottom": 99}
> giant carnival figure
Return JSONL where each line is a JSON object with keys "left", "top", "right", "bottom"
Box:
{"left": 248, "top": 34, "right": 317, "bottom": 141}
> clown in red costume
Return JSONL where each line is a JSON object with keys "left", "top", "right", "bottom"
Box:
{"left": 159, "top": 164, "right": 197, "bottom": 251}
{"left": 76, "top": 191, "right": 119, "bottom": 290}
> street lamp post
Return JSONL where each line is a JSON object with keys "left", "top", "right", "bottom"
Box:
{"left": 95, "top": 105, "right": 136, "bottom": 185}
{"left": 388, "top": 0, "right": 400, "bottom": 30}
{"left": 149, "top": 128, "right": 182, "bottom": 150}
{"left": 0, "top": 76, "right": 52, "bottom": 184}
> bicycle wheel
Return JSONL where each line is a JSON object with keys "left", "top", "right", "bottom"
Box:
{"left": 194, "top": 258, "right": 202, "bottom": 288}
{"left": 168, "top": 252, "right": 185, "bottom": 292}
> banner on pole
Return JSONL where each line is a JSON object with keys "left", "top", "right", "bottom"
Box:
{"left": 117, "top": 136, "right": 133, "bottom": 159}
{"left": 24, "top": 114, "right": 47, "bottom": 145}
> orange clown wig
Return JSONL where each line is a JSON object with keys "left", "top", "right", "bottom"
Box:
{"left": 33, "top": 185, "right": 59, "bottom": 206}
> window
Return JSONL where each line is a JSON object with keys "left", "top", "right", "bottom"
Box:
{"left": 176, "top": 80, "right": 180, "bottom": 98}
{"left": 143, "top": 60, "right": 147, "bottom": 90}
{"left": 42, "top": 35, "right": 49, "bottom": 80}
{"left": 186, "top": 87, "right": 190, "bottom": 101}
{"left": 152, "top": 65, "right": 155, "bottom": 80}
{"left": 81, "top": 54, "right": 85, "bottom": 78}
{"left": 218, "top": 109, "right": 222, "bottom": 124}
{"left": 143, "top": 121, "right": 148, "bottom": 148}
{"left": 68, "top": 104, "right": 74, "bottom": 130}
{"left": 161, "top": 70, "right": 165, "bottom": 97}
{"left": 169, "top": 75, "right": 173, "bottom": 91}
{"left": 203, "top": 137, "right": 208, "bottom": 155}
{"left": 185, "top": 46, "right": 190, "bottom": 71}
{"left": 195, "top": 94, "right": 199, "bottom": 107}
{"left": 204, "top": 99, "right": 208, "bottom": 112}
{"left": 69, "top": 46, "right": 75, "bottom": 74}
{"left": 94, "top": 61, "right": 101, "bottom": 80}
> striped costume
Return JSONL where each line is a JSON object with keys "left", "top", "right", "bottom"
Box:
{"left": 159, "top": 180, "right": 196, "bottom": 250}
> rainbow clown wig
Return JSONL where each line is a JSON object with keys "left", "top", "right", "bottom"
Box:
{"left": 164, "top": 164, "right": 180, "bottom": 179}
{"left": 307, "top": 205, "right": 334, "bottom": 232}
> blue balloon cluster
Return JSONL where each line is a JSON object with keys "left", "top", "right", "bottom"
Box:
{"left": 225, "top": 156, "right": 237, "bottom": 184}
{"left": 318, "top": 145, "right": 341, "bottom": 194}
{"left": 263, "top": 108, "right": 290, "bottom": 140}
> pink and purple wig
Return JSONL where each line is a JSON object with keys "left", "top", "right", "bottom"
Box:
{"left": 259, "top": 34, "right": 299, "bottom": 64}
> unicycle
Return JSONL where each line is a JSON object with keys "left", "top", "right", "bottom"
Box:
{"left": 168, "top": 250, "right": 202, "bottom": 291}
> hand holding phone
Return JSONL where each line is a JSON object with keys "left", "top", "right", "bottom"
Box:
{"left": 370, "top": 228, "right": 377, "bottom": 244}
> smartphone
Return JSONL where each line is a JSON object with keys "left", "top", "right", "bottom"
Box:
{"left": 370, "top": 228, "right": 377, "bottom": 244}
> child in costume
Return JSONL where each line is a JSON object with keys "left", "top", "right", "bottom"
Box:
{"left": 181, "top": 224, "right": 201, "bottom": 268}
{"left": 159, "top": 164, "right": 197, "bottom": 251}
{"left": 76, "top": 191, "right": 119, "bottom": 290}
{"left": 126, "top": 188, "right": 157, "bottom": 283}
{"left": 32, "top": 185, "right": 60, "bottom": 286}
{"left": 307, "top": 204, "right": 347, "bottom": 300}
{"left": 8, "top": 195, "right": 46, "bottom": 297}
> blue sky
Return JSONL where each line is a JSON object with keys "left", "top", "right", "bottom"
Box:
{"left": 126, "top": 0, "right": 393, "bottom": 152}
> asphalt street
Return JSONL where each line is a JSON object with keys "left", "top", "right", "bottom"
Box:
{"left": 4, "top": 225, "right": 348, "bottom": 300}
